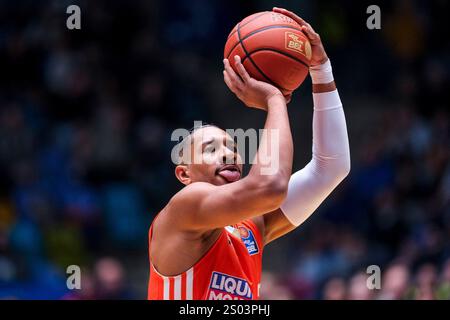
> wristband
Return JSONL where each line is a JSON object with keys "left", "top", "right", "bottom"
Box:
{"left": 309, "top": 59, "right": 334, "bottom": 84}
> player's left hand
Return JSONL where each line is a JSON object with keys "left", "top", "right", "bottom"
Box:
{"left": 223, "top": 55, "right": 288, "bottom": 110}
{"left": 273, "top": 7, "right": 328, "bottom": 67}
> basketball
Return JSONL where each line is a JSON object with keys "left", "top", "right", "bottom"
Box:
{"left": 224, "top": 11, "right": 312, "bottom": 96}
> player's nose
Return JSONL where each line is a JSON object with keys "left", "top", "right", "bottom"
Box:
{"left": 221, "top": 146, "right": 237, "bottom": 164}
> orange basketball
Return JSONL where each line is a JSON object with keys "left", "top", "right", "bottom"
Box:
{"left": 224, "top": 11, "right": 312, "bottom": 96}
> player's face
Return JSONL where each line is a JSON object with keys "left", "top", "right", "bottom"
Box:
{"left": 186, "top": 127, "right": 243, "bottom": 186}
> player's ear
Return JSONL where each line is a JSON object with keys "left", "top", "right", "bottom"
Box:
{"left": 175, "top": 165, "right": 191, "bottom": 185}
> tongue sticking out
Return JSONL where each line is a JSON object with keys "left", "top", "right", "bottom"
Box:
{"left": 218, "top": 170, "right": 241, "bottom": 182}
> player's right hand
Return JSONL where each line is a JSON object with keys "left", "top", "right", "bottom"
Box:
{"left": 273, "top": 7, "right": 328, "bottom": 67}
{"left": 223, "top": 55, "right": 286, "bottom": 111}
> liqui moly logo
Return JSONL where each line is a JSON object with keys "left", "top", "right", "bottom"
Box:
{"left": 208, "top": 272, "right": 252, "bottom": 300}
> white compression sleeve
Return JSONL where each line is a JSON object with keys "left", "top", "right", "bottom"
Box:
{"left": 280, "top": 89, "right": 351, "bottom": 226}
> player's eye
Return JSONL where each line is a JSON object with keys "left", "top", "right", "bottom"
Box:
{"left": 204, "top": 145, "right": 215, "bottom": 153}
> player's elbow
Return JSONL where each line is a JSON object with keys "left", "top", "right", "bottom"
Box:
{"left": 317, "top": 152, "right": 351, "bottom": 183}
{"left": 313, "top": 157, "right": 351, "bottom": 189}
{"left": 337, "top": 157, "right": 351, "bottom": 180}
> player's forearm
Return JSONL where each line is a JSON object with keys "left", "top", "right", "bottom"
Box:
{"left": 310, "top": 60, "right": 350, "bottom": 178}
{"left": 280, "top": 59, "right": 350, "bottom": 227}
{"left": 248, "top": 94, "right": 293, "bottom": 190}
{"left": 311, "top": 89, "right": 350, "bottom": 179}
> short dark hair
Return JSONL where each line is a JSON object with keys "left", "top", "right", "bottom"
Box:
{"left": 175, "top": 122, "right": 221, "bottom": 164}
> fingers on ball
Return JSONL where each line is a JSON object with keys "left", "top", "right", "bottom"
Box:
{"left": 273, "top": 7, "right": 307, "bottom": 26}
{"left": 224, "top": 59, "right": 240, "bottom": 83}
{"left": 234, "top": 55, "right": 250, "bottom": 82}
{"left": 223, "top": 62, "right": 243, "bottom": 94}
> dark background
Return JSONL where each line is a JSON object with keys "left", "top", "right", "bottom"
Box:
{"left": 0, "top": 0, "right": 449, "bottom": 299}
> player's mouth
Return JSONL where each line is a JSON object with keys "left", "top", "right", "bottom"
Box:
{"left": 216, "top": 164, "right": 241, "bottom": 183}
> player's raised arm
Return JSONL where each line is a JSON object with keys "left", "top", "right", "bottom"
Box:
{"left": 167, "top": 55, "right": 293, "bottom": 230}
{"left": 259, "top": 8, "right": 351, "bottom": 244}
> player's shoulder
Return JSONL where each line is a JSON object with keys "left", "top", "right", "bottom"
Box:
{"left": 169, "top": 182, "right": 215, "bottom": 206}
{"left": 163, "top": 182, "right": 216, "bottom": 228}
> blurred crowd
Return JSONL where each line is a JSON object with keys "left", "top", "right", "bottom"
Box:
{"left": 0, "top": 0, "right": 449, "bottom": 299}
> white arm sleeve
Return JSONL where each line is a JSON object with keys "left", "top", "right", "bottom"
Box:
{"left": 280, "top": 89, "right": 351, "bottom": 226}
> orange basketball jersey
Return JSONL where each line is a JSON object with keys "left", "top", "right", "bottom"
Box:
{"left": 147, "top": 218, "right": 263, "bottom": 300}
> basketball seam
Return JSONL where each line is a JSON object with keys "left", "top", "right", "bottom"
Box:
{"left": 225, "top": 25, "right": 304, "bottom": 60}
{"left": 227, "top": 11, "right": 268, "bottom": 40}
{"left": 243, "top": 48, "right": 310, "bottom": 69}
{"left": 236, "top": 21, "right": 289, "bottom": 92}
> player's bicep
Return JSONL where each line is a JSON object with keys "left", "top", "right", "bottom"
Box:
{"left": 169, "top": 179, "right": 285, "bottom": 230}
{"left": 195, "top": 180, "right": 278, "bottom": 228}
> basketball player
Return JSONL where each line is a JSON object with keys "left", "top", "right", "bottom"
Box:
{"left": 148, "top": 8, "right": 350, "bottom": 300}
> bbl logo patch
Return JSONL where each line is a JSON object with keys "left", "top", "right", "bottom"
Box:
{"left": 238, "top": 226, "right": 259, "bottom": 255}
{"left": 285, "top": 32, "right": 312, "bottom": 60}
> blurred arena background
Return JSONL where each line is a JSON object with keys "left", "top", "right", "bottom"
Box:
{"left": 0, "top": 0, "right": 449, "bottom": 299}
